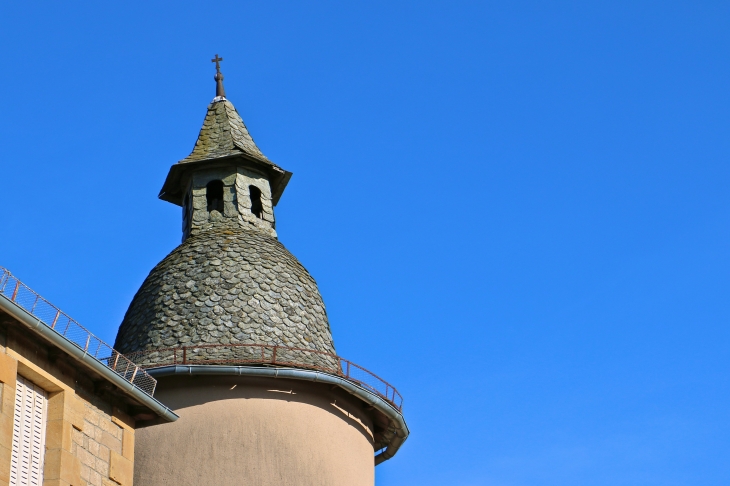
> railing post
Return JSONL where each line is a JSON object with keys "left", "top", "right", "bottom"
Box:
{"left": 50, "top": 310, "right": 60, "bottom": 329}
{"left": 173, "top": 348, "right": 177, "bottom": 365}
{"left": 183, "top": 347, "right": 187, "bottom": 364}
{"left": 11, "top": 281, "right": 20, "bottom": 301}
{"left": 30, "top": 295, "right": 39, "bottom": 313}
{"left": 346, "top": 360, "right": 351, "bottom": 378}
{"left": 272, "top": 346, "right": 278, "bottom": 364}
{"left": 130, "top": 366, "right": 139, "bottom": 383}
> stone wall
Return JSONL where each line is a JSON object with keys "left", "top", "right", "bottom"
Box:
{"left": 73, "top": 391, "right": 134, "bottom": 486}
{"left": 0, "top": 352, "right": 16, "bottom": 486}
{"left": 183, "top": 166, "right": 277, "bottom": 241}
{"left": 235, "top": 166, "right": 276, "bottom": 232}
{"left": 0, "top": 324, "right": 136, "bottom": 486}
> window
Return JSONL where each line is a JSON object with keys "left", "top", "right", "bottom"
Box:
{"left": 249, "top": 185, "right": 263, "bottom": 219}
{"left": 10, "top": 376, "right": 48, "bottom": 486}
{"left": 206, "top": 180, "right": 224, "bottom": 213}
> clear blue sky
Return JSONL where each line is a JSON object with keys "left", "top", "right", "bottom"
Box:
{"left": 2, "top": 2, "right": 730, "bottom": 485}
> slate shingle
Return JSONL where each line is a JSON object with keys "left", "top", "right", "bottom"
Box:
{"left": 180, "top": 100, "right": 271, "bottom": 165}
{"left": 114, "top": 226, "right": 338, "bottom": 370}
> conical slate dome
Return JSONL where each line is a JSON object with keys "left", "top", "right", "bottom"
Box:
{"left": 114, "top": 227, "right": 336, "bottom": 367}
{"left": 114, "top": 82, "right": 335, "bottom": 369}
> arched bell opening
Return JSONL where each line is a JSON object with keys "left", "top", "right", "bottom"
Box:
{"left": 207, "top": 180, "right": 225, "bottom": 213}
{"left": 249, "top": 185, "right": 263, "bottom": 219}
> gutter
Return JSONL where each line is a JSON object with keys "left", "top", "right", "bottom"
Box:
{"left": 0, "top": 294, "right": 178, "bottom": 423}
{"left": 148, "top": 364, "right": 409, "bottom": 464}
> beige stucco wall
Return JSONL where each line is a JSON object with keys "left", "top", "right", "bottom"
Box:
{"left": 134, "top": 375, "right": 375, "bottom": 486}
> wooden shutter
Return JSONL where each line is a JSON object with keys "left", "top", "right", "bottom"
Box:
{"left": 9, "top": 376, "right": 48, "bottom": 486}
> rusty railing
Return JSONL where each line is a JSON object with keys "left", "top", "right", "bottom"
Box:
{"left": 126, "top": 343, "right": 404, "bottom": 410}
{"left": 0, "top": 267, "right": 158, "bottom": 397}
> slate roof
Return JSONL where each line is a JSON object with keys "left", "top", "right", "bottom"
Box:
{"left": 114, "top": 226, "right": 337, "bottom": 370}
{"left": 180, "top": 99, "right": 271, "bottom": 165}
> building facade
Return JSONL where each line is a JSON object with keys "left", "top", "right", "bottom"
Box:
{"left": 0, "top": 269, "right": 177, "bottom": 486}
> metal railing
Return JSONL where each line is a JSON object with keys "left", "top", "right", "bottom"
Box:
{"left": 0, "top": 267, "right": 403, "bottom": 410}
{"left": 127, "top": 343, "right": 404, "bottom": 410}
{"left": 0, "top": 267, "right": 157, "bottom": 397}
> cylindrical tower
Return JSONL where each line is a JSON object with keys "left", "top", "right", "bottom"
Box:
{"left": 114, "top": 59, "right": 408, "bottom": 486}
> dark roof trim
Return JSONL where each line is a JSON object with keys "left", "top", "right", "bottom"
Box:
{"left": 158, "top": 154, "right": 292, "bottom": 207}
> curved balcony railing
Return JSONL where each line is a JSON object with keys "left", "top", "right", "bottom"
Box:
{"left": 0, "top": 267, "right": 158, "bottom": 397}
{"left": 126, "top": 344, "right": 404, "bottom": 411}
{"left": 0, "top": 266, "right": 404, "bottom": 411}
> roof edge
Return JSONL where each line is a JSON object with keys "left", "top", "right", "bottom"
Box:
{"left": 146, "top": 364, "right": 408, "bottom": 463}
{"left": 0, "top": 294, "right": 178, "bottom": 423}
{"left": 159, "top": 154, "right": 292, "bottom": 206}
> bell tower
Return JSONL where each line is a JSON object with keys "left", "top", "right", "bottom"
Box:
{"left": 115, "top": 58, "right": 408, "bottom": 486}
{"left": 159, "top": 55, "right": 291, "bottom": 241}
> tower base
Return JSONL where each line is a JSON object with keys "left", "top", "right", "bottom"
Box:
{"left": 134, "top": 374, "right": 375, "bottom": 486}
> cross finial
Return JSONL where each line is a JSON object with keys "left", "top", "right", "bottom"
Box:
{"left": 212, "top": 54, "right": 223, "bottom": 72}
{"left": 211, "top": 54, "right": 226, "bottom": 100}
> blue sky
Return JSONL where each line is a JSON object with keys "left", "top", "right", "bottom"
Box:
{"left": 2, "top": 1, "right": 730, "bottom": 484}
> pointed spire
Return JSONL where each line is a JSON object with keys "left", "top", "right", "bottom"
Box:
{"left": 157, "top": 58, "right": 293, "bottom": 207}
{"left": 212, "top": 54, "right": 226, "bottom": 100}
{"left": 180, "top": 99, "right": 270, "bottom": 164}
